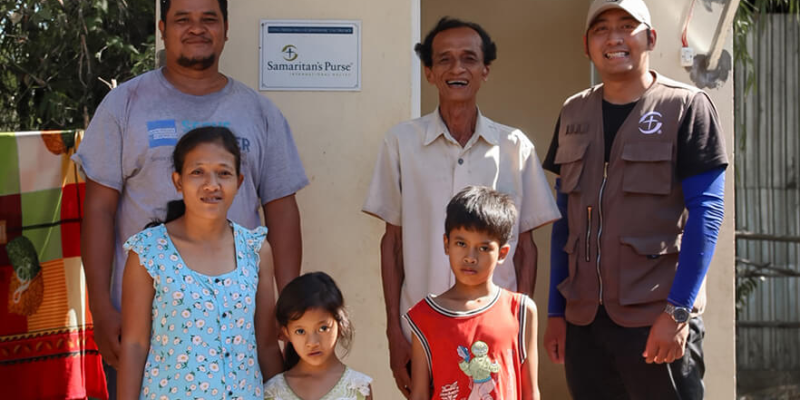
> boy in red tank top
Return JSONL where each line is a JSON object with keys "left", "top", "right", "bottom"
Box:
{"left": 405, "top": 186, "right": 540, "bottom": 400}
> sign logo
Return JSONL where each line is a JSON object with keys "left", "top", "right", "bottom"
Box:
{"left": 282, "top": 44, "right": 298, "bottom": 61}
{"left": 638, "top": 111, "right": 663, "bottom": 135}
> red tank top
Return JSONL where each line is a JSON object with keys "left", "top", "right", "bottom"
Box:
{"left": 404, "top": 288, "right": 530, "bottom": 400}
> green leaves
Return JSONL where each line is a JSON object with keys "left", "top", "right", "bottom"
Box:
{"left": 0, "top": 0, "right": 155, "bottom": 131}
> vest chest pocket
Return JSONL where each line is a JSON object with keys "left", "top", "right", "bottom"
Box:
{"left": 621, "top": 142, "right": 674, "bottom": 195}
{"left": 618, "top": 235, "right": 680, "bottom": 306}
{"left": 554, "top": 142, "right": 589, "bottom": 194}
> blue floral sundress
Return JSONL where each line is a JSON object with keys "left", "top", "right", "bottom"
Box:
{"left": 124, "top": 222, "right": 267, "bottom": 400}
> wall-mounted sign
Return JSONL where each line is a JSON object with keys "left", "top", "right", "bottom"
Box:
{"left": 259, "top": 20, "right": 361, "bottom": 91}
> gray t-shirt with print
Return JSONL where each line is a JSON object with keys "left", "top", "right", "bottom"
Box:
{"left": 72, "top": 68, "right": 308, "bottom": 308}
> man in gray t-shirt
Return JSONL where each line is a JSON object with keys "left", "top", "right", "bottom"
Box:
{"left": 72, "top": 0, "right": 307, "bottom": 391}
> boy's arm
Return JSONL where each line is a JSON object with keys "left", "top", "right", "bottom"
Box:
{"left": 521, "top": 298, "right": 541, "bottom": 400}
{"left": 409, "top": 333, "right": 431, "bottom": 400}
{"left": 119, "top": 252, "right": 154, "bottom": 400}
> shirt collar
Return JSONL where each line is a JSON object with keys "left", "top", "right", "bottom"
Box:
{"left": 423, "top": 107, "right": 499, "bottom": 147}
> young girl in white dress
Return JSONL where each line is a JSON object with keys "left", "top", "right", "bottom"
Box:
{"left": 263, "top": 272, "right": 372, "bottom": 400}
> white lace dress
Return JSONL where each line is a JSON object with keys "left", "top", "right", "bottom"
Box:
{"left": 263, "top": 367, "right": 372, "bottom": 400}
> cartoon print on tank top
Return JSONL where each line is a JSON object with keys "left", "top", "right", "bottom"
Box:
{"left": 439, "top": 381, "right": 460, "bottom": 400}
{"left": 457, "top": 341, "right": 499, "bottom": 400}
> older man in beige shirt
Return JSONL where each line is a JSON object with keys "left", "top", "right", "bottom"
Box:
{"left": 362, "top": 17, "right": 559, "bottom": 398}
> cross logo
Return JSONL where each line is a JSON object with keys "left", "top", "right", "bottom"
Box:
{"left": 282, "top": 44, "right": 298, "bottom": 62}
{"left": 638, "top": 111, "right": 663, "bottom": 135}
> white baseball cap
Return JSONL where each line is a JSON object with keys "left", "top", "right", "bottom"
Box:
{"left": 585, "top": 0, "right": 652, "bottom": 32}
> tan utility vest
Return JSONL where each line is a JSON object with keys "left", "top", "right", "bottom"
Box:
{"left": 554, "top": 72, "right": 705, "bottom": 328}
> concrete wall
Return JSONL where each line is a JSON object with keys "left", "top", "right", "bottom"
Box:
{"left": 159, "top": 0, "right": 735, "bottom": 398}
{"left": 216, "top": 1, "right": 419, "bottom": 399}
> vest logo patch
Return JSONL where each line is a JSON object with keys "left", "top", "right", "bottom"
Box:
{"left": 638, "top": 111, "right": 663, "bottom": 135}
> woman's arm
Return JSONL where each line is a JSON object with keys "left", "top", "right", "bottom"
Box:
{"left": 255, "top": 240, "right": 283, "bottom": 381}
{"left": 365, "top": 384, "right": 374, "bottom": 400}
{"left": 118, "top": 251, "right": 155, "bottom": 400}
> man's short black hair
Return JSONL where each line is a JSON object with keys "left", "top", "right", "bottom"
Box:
{"left": 160, "top": 0, "right": 228, "bottom": 22}
{"left": 445, "top": 186, "right": 517, "bottom": 246}
{"left": 415, "top": 17, "right": 497, "bottom": 68}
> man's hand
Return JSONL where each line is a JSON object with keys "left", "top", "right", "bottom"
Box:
{"left": 387, "top": 329, "right": 412, "bottom": 398}
{"left": 543, "top": 316, "right": 567, "bottom": 364}
{"left": 643, "top": 312, "right": 689, "bottom": 364}
{"left": 93, "top": 304, "right": 122, "bottom": 369}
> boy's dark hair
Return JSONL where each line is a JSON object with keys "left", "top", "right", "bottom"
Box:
{"left": 415, "top": 17, "right": 497, "bottom": 68}
{"left": 160, "top": 0, "right": 228, "bottom": 23}
{"left": 145, "top": 126, "right": 241, "bottom": 229}
{"left": 445, "top": 186, "right": 517, "bottom": 245}
{"left": 276, "top": 272, "right": 353, "bottom": 371}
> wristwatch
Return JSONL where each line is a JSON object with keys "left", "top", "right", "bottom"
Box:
{"left": 664, "top": 303, "right": 691, "bottom": 324}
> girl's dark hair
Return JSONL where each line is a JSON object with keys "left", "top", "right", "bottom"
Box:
{"left": 276, "top": 272, "right": 353, "bottom": 371}
{"left": 145, "top": 126, "right": 241, "bottom": 229}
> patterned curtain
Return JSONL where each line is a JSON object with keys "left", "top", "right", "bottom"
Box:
{"left": 0, "top": 130, "right": 107, "bottom": 399}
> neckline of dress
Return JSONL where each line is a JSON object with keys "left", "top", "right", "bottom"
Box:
{"left": 160, "top": 222, "right": 240, "bottom": 279}
{"left": 281, "top": 366, "right": 350, "bottom": 400}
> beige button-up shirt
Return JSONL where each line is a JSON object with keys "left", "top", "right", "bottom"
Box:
{"left": 363, "top": 110, "right": 560, "bottom": 339}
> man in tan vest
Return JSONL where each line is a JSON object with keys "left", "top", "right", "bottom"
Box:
{"left": 541, "top": 0, "right": 728, "bottom": 399}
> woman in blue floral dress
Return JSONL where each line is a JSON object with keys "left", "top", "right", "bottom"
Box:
{"left": 117, "top": 127, "right": 282, "bottom": 400}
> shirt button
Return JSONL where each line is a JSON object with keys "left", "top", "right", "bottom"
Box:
{"left": 458, "top": 158, "right": 464, "bottom": 165}
{"left": 226, "top": 352, "right": 230, "bottom": 357}
{"left": 228, "top": 391, "right": 233, "bottom": 396}
{"left": 222, "top": 312, "right": 227, "bottom": 318}
{"left": 215, "top": 278, "right": 221, "bottom": 283}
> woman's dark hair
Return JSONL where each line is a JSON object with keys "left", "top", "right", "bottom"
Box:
{"left": 276, "top": 272, "right": 353, "bottom": 371}
{"left": 414, "top": 17, "right": 497, "bottom": 68}
{"left": 145, "top": 126, "right": 241, "bottom": 229}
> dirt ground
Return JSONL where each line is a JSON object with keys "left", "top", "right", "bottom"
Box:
{"left": 739, "top": 384, "right": 800, "bottom": 400}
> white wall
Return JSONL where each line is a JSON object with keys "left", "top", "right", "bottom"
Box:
{"left": 218, "top": 1, "right": 418, "bottom": 398}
